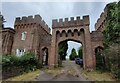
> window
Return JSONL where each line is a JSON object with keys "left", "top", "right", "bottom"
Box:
{"left": 16, "top": 48, "right": 25, "bottom": 56}
{"left": 21, "top": 32, "right": 27, "bottom": 40}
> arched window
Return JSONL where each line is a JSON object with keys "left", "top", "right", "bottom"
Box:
{"left": 21, "top": 31, "right": 27, "bottom": 40}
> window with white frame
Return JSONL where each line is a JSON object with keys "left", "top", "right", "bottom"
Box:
{"left": 16, "top": 48, "right": 25, "bottom": 56}
{"left": 21, "top": 32, "right": 27, "bottom": 40}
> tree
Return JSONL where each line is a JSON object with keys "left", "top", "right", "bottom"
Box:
{"left": 78, "top": 47, "right": 83, "bottom": 59}
{"left": 58, "top": 41, "right": 68, "bottom": 60}
{"left": 0, "top": 12, "right": 5, "bottom": 29}
{"left": 69, "top": 48, "right": 78, "bottom": 60}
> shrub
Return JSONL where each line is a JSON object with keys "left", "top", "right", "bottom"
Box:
{"left": 2, "top": 55, "right": 19, "bottom": 71}
{"left": 104, "top": 44, "right": 120, "bottom": 79}
{"left": 2, "top": 52, "right": 41, "bottom": 78}
{"left": 20, "top": 53, "right": 39, "bottom": 72}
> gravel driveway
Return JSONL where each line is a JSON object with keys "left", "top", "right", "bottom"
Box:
{"left": 35, "top": 60, "right": 92, "bottom": 82}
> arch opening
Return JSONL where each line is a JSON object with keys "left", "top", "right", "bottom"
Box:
{"left": 58, "top": 39, "right": 84, "bottom": 67}
{"left": 42, "top": 47, "right": 49, "bottom": 66}
{"left": 95, "top": 46, "right": 105, "bottom": 70}
{"left": 61, "top": 30, "right": 67, "bottom": 37}
{"left": 74, "top": 29, "right": 79, "bottom": 36}
{"left": 56, "top": 30, "right": 61, "bottom": 38}
{"left": 67, "top": 30, "right": 73, "bottom": 37}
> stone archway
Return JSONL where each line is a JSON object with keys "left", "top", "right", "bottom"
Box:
{"left": 58, "top": 39, "right": 83, "bottom": 66}
{"left": 95, "top": 46, "right": 103, "bottom": 54}
{"left": 95, "top": 46, "right": 104, "bottom": 69}
{"left": 49, "top": 15, "right": 95, "bottom": 70}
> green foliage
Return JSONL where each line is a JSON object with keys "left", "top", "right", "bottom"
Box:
{"left": 78, "top": 47, "right": 83, "bottom": 59}
{"left": 103, "top": 1, "right": 120, "bottom": 80}
{"left": 2, "top": 53, "right": 40, "bottom": 73}
{"left": 104, "top": 44, "right": 120, "bottom": 79}
{"left": 0, "top": 55, "right": 2, "bottom": 64}
{"left": 20, "top": 53, "right": 40, "bottom": 71}
{"left": 103, "top": 2, "right": 120, "bottom": 46}
{"left": 58, "top": 41, "right": 68, "bottom": 60}
{"left": 0, "top": 13, "right": 5, "bottom": 28}
{"left": 69, "top": 48, "right": 78, "bottom": 60}
{"left": 95, "top": 51, "right": 105, "bottom": 71}
{"left": 2, "top": 55, "right": 19, "bottom": 70}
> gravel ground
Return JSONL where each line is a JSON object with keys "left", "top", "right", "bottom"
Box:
{"left": 35, "top": 60, "right": 92, "bottom": 82}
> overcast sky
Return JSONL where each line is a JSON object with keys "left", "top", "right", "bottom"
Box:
{"left": 2, "top": 2, "right": 107, "bottom": 31}
{"left": 1, "top": 0, "right": 117, "bottom": 58}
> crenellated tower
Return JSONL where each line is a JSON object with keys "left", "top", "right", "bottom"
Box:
{"left": 12, "top": 15, "right": 51, "bottom": 60}
{"left": 14, "top": 15, "right": 51, "bottom": 33}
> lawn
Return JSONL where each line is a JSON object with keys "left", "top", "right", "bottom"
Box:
{"left": 3, "top": 69, "right": 40, "bottom": 81}
{"left": 81, "top": 69, "right": 116, "bottom": 81}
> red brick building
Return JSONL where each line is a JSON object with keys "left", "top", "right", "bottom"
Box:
{"left": 1, "top": 15, "right": 51, "bottom": 65}
{"left": 1, "top": 5, "right": 107, "bottom": 69}
{"left": 0, "top": 28, "right": 15, "bottom": 55}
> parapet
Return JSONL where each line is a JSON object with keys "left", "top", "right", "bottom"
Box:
{"left": 2, "top": 27, "right": 15, "bottom": 33}
{"left": 95, "top": 5, "right": 108, "bottom": 31}
{"left": 14, "top": 15, "right": 42, "bottom": 25}
{"left": 52, "top": 15, "right": 90, "bottom": 28}
{"left": 14, "top": 15, "right": 50, "bottom": 33}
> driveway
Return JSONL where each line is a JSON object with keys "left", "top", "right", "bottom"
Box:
{"left": 35, "top": 60, "right": 91, "bottom": 82}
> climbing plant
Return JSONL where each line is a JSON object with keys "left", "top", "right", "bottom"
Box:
{"left": 103, "top": 1, "right": 120, "bottom": 47}
{"left": 103, "top": 1, "right": 120, "bottom": 80}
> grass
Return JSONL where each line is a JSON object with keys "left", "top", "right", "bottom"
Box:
{"left": 3, "top": 69, "right": 40, "bottom": 81}
{"left": 45, "top": 67, "right": 64, "bottom": 76}
{"left": 81, "top": 69, "right": 116, "bottom": 81}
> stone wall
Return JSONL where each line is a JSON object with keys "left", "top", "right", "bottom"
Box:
{"left": 91, "top": 31, "right": 104, "bottom": 67}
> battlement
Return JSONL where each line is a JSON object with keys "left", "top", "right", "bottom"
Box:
{"left": 52, "top": 15, "right": 90, "bottom": 28}
{"left": 95, "top": 5, "right": 108, "bottom": 31}
{"left": 14, "top": 15, "right": 51, "bottom": 33}
{"left": 95, "top": 12, "right": 106, "bottom": 30}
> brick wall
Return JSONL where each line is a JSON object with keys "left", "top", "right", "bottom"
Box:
{"left": 95, "top": 6, "right": 107, "bottom": 32}
{"left": 0, "top": 28, "right": 15, "bottom": 55}
{"left": 12, "top": 15, "right": 51, "bottom": 59}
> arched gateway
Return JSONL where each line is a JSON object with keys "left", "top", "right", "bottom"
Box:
{"left": 49, "top": 15, "right": 97, "bottom": 70}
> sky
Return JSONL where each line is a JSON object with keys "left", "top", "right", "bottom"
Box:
{"left": 1, "top": 0, "right": 118, "bottom": 58}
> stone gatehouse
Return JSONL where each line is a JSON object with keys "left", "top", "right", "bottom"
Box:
{"left": 0, "top": 5, "right": 108, "bottom": 69}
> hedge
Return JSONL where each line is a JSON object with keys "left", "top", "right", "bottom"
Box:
{"left": 2, "top": 53, "right": 41, "bottom": 79}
